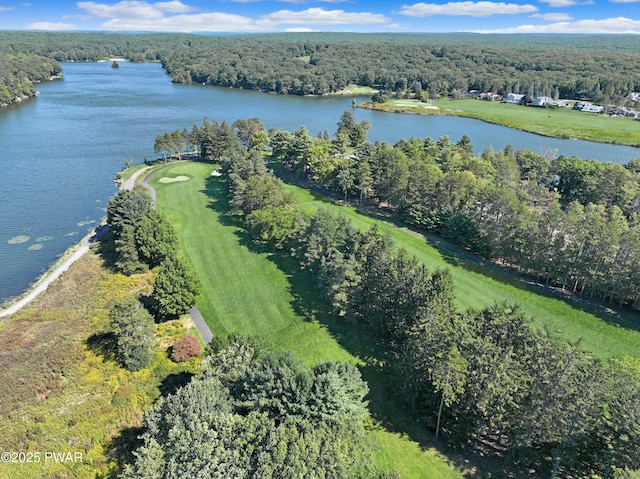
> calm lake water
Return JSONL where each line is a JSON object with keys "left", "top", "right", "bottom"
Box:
{"left": 1, "top": 61, "right": 639, "bottom": 304}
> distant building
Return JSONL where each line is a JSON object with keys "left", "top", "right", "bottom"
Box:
{"left": 479, "top": 92, "right": 501, "bottom": 101}
{"left": 532, "top": 96, "right": 553, "bottom": 107}
{"left": 581, "top": 105, "right": 604, "bottom": 113}
{"left": 505, "top": 93, "right": 524, "bottom": 104}
{"left": 574, "top": 101, "right": 603, "bottom": 113}
{"left": 612, "top": 106, "right": 639, "bottom": 118}
{"left": 626, "top": 92, "right": 640, "bottom": 102}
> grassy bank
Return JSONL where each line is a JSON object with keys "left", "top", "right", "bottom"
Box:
{"left": 151, "top": 161, "right": 463, "bottom": 479}
{"left": 359, "top": 98, "right": 640, "bottom": 147}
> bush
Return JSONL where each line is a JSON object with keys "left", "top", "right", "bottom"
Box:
{"left": 171, "top": 335, "right": 201, "bottom": 362}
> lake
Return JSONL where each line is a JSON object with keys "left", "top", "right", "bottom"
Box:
{"left": 1, "top": 61, "right": 638, "bottom": 305}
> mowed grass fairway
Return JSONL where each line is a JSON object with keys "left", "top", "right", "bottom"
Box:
{"left": 151, "top": 161, "right": 462, "bottom": 479}
{"left": 151, "top": 162, "right": 354, "bottom": 365}
{"left": 286, "top": 185, "right": 640, "bottom": 360}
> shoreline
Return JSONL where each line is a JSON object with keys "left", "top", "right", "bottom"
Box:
{"left": 0, "top": 225, "right": 106, "bottom": 317}
{"left": 0, "top": 165, "right": 151, "bottom": 317}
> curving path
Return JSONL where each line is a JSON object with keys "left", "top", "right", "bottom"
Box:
{"left": 1, "top": 162, "right": 213, "bottom": 342}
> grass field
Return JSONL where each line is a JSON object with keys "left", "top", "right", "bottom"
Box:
{"left": 152, "top": 161, "right": 463, "bottom": 479}
{"left": 285, "top": 184, "right": 640, "bottom": 360}
{"left": 360, "top": 98, "right": 640, "bottom": 147}
{"left": 334, "top": 83, "right": 379, "bottom": 96}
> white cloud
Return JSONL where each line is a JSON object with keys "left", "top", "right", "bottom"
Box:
{"left": 154, "top": 0, "right": 194, "bottom": 12}
{"left": 99, "top": 12, "right": 257, "bottom": 31}
{"left": 258, "top": 8, "right": 388, "bottom": 25}
{"left": 399, "top": 1, "right": 538, "bottom": 17}
{"left": 27, "top": 22, "right": 77, "bottom": 30}
{"left": 470, "top": 16, "right": 640, "bottom": 33}
{"left": 537, "top": 0, "right": 591, "bottom": 6}
{"left": 610, "top": 0, "right": 640, "bottom": 3}
{"left": 77, "top": 1, "right": 194, "bottom": 20}
{"left": 75, "top": 2, "right": 389, "bottom": 31}
{"left": 530, "top": 12, "right": 573, "bottom": 20}
{"left": 285, "top": 27, "right": 319, "bottom": 32}
{"left": 0, "top": 6, "right": 16, "bottom": 11}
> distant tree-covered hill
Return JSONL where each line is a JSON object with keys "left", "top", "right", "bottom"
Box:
{"left": 2, "top": 31, "right": 640, "bottom": 103}
{"left": 0, "top": 52, "right": 61, "bottom": 106}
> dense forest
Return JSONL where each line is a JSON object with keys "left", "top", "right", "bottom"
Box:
{"left": 0, "top": 52, "right": 60, "bottom": 106}
{"left": 164, "top": 116, "right": 640, "bottom": 478}
{"left": 122, "top": 337, "right": 395, "bottom": 478}
{"left": 2, "top": 31, "right": 640, "bottom": 103}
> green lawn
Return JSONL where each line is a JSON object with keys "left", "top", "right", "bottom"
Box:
{"left": 152, "top": 161, "right": 462, "bottom": 479}
{"left": 361, "top": 98, "right": 640, "bottom": 147}
{"left": 285, "top": 185, "right": 640, "bottom": 360}
{"left": 150, "top": 161, "right": 356, "bottom": 365}
{"left": 116, "top": 162, "right": 148, "bottom": 182}
{"left": 152, "top": 160, "right": 640, "bottom": 478}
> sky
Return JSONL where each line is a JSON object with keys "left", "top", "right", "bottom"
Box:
{"left": 0, "top": 0, "right": 639, "bottom": 34}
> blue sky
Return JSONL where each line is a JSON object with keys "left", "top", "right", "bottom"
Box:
{"left": 1, "top": 0, "right": 639, "bottom": 33}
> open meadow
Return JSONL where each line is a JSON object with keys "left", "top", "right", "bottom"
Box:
{"left": 362, "top": 98, "right": 640, "bottom": 146}
{"left": 0, "top": 252, "right": 199, "bottom": 479}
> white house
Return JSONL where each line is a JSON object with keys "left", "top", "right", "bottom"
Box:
{"left": 626, "top": 92, "right": 640, "bottom": 102}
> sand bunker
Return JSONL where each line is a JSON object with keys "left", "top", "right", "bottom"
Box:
{"left": 159, "top": 176, "right": 190, "bottom": 183}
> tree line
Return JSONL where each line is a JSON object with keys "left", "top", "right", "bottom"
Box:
{"left": 255, "top": 111, "right": 640, "bottom": 310}
{"left": 191, "top": 116, "right": 640, "bottom": 478}
{"left": 3, "top": 31, "right": 640, "bottom": 104}
{"left": 105, "top": 188, "right": 200, "bottom": 323}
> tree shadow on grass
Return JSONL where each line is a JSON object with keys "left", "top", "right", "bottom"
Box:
{"left": 201, "top": 176, "right": 274, "bottom": 256}
{"left": 199, "top": 172, "right": 520, "bottom": 478}
{"left": 201, "top": 174, "right": 437, "bottom": 434}
{"left": 279, "top": 173, "right": 640, "bottom": 335}
{"left": 104, "top": 425, "right": 144, "bottom": 479}
{"left": 86, "top": 331, "right": 118, "bottom": 363}
{"left": 435, "top": 242, "right": 640, "bottom": 334}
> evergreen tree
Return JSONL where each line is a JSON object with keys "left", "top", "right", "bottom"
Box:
{"left": 152, "top": 254, "right": 200, "bottom": 320}
{"left": 109, "top": 296, "right": 156, "bottom": 371}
